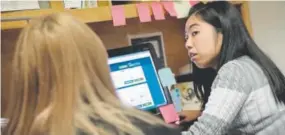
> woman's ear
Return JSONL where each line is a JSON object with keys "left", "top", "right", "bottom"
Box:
{"left": 217, "top": 32, "right": 223, "bottom": 48}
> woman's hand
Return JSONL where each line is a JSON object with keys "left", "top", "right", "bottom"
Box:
{"left": 178, "top": 110, "right": 201, "bottom": 123}
{"left": 174, "top": 110, "right": 201, "bottom": 131}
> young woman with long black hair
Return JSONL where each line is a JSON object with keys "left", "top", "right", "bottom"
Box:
{"left": 181, "top": 1, "right": 285, "bottom": 134}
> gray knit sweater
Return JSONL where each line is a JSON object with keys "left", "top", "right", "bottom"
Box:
{"left": 183, "top": 56, "right": 285, "bottom": 135}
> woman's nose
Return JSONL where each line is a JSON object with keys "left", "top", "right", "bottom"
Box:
{"left": 185, "top": 39, "right": 193, "bottom": 50}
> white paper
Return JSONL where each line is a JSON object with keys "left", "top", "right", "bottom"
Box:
{"left": 173, "top": 1, "right": 191, "bottom": 19}
{"left": 63, "top": 0, "right": 82, "bottom": 9}
{"left": 1, "top": 0, "right": 40, "bottom": 12}
{"left": 87, "top": 0, "right": 97, "bottom": 8}
{"left": 82, "top": 0, "right": 97, "bottom": 8}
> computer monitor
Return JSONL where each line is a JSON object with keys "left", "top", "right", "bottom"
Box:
{"left": 107, "top": 44, "right": 167, "bottom": 111}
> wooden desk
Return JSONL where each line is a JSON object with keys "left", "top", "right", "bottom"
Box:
{"left": 179, "top": 110, "right": 201, "bottom": 122}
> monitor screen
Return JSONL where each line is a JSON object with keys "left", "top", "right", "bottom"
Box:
{"left": 108, "top": 50, "right": 167, "bottom": 111}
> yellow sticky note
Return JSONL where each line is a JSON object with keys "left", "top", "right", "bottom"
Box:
{"left": 201, "top": 1, "right": 208, "bottom": 4}
{"left": 173, "top": 1, "right": 191, "bottom": 19}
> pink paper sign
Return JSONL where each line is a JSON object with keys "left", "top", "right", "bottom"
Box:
{"left": 151, "top": 2, "right": 165, "bottom": 20}
{"left": 111, "top": 5, "right": 126, "bottom": 26}
{"left": 136, "top": 3, "right": 152, "bottom": 23}
{"left": 189, "top": 0, "right": 199, "bottom": 6}
{"left": 159, "top": 104, "right": 180, "bottom": 123}
{"left": 162, "top": 1, "right": 177, "bottom": 17}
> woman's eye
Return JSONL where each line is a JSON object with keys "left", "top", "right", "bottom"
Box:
{"left": 184, "top": 32, "right": 188, "bottom": 40}
{"left": 185, "top": 35, "right": 189, "bottom": 40}
{"left": 191, "top": 31, "right": 199, "bottom": 36}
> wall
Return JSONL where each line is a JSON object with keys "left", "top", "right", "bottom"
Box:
{"left": 88, "top": 16, "right": 189, "bottom": 74}
{"left": 249, "top": 1, "right": 285, "bottom": 74}
{"left": 1, "top": 29, "right": 21, "bottom": 115}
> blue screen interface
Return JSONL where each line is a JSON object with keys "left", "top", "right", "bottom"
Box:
{"left": 108, "top": 51, "right": 167, "bottom": 110}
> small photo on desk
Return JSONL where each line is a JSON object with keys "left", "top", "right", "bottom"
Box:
{"left": 175, "top": 82, "right": 202, "bottom": 111}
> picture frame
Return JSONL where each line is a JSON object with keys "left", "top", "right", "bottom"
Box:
{"left": 175, "top": 82, "right": 202, "bottom": 111}
{"left": 127, "top": 32, "right": 167, "bottom": 70}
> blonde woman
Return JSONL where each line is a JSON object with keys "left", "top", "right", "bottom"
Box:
{"left": 3, "top": 13, "right": 181, "bottom": 135}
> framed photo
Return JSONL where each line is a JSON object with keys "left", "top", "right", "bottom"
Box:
{"left": 127, "top": 32, "right": 166, "bottom": 70}
{"left": 176, "top": 82, "right": 202, "bottom": 110}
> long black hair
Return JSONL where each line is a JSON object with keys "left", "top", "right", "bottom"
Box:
{"left": 189, "top": 1, "right": 285, "bottom": 108}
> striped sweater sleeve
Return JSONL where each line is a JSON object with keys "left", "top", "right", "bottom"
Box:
{"left": 182, "top": 62, "right": 251, "bottom": 135}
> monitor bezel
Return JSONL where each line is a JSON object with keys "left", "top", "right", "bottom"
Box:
{"left": 107, "top": 43, "right": 166, "bottom": 114}
{"left": 107, "top": 43, "right": 160, "bottom": 71}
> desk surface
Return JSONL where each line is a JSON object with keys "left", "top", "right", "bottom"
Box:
{"left": 179, "top": 110, "right": 201, "bottom": 121}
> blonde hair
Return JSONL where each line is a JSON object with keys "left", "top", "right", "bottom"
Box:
{"left": 4, "top": 12, "right": 167, "bottom": 135}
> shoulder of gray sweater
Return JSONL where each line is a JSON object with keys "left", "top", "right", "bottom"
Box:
{"left": 212, "top": 55, "right": 268, "bottom": 94}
